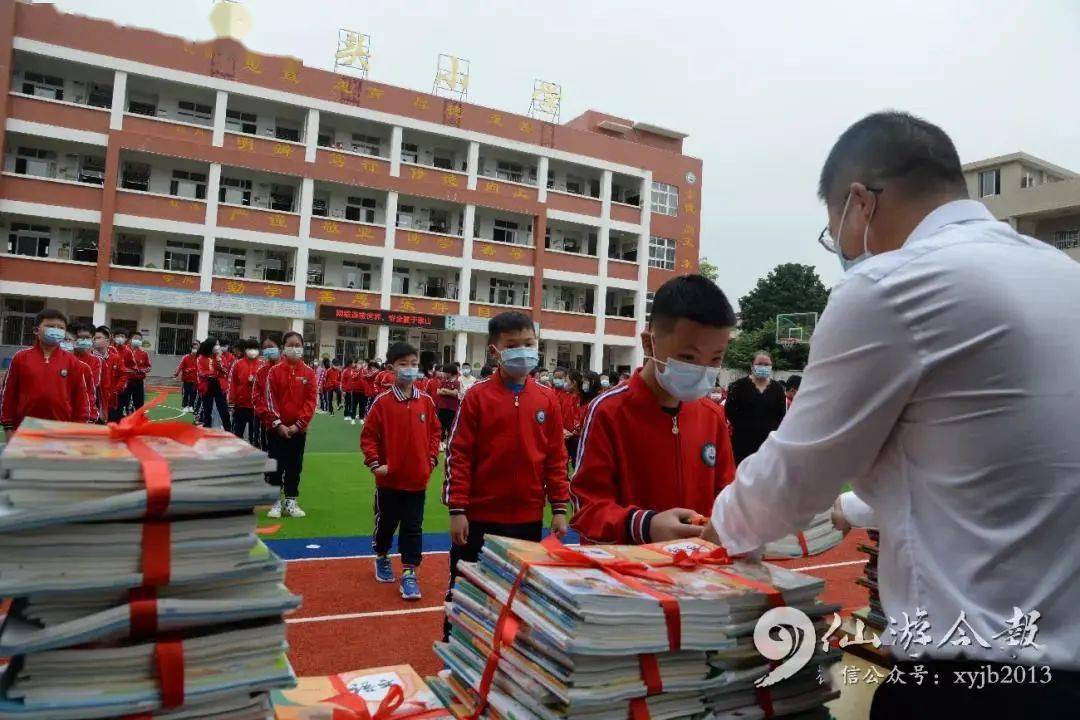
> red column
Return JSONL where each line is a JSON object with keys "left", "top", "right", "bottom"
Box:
{"left": 0, "top": 0, "right": 18, "bottom": 162}
{"left": 95, "top": 140, "right": 121, "bottom": 287}
{"left": 531, "top": 212, "right": 546, "bottom": 322}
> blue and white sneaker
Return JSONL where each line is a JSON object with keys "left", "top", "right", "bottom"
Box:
{"left": 400, "top": 569, "right": 421, "bottom": 600}
{"left": 374, "top": 555, "right": 394, "bottom": 583}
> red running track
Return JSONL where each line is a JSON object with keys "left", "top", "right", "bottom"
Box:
{"left": 283, "top": 530, "right": 871, "bottom": 678}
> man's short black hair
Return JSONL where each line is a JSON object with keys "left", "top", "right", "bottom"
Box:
{"left": 73, "top": 323, "right": 94, "bottom": 336}
{"left": 818, "top": 111, "right": 968, "bottom": 206}
{"left": 241, "top": 337, "right": 259, "bottom": 351}
{"left": 35, "top": 308, "right": 67, "bottom": 328}
{"left": 479, "top": 364, "right": 496, "bottom": 378}
{"left": 786, "top": 374, "right": 802, "bottom": 391}
{"left": 95, "top": 325, "right": 111, "bottom": 337}
{"left": 386, "top": 341, "right": 418, "bottom": 364}
{"left": 443, "top": 362, "right": 460, "bottom": 375}
{"left": 487, "top": 311, "right": 535, "bottom": 345}
{"left": 130, "top": 330, "right": 142, "bottom": 339}
{"left": 649, "top": 274, "right": 736, "bottom": 331}
{"left": 282, "top": 331, "right": 303, "bottom": 345}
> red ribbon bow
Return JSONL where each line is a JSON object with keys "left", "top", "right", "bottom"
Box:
{"left": 669, "top": 546, "right": 784, "bottom": 609}
{"left": 325, "top": 678, "right": 449, "bottom": 720}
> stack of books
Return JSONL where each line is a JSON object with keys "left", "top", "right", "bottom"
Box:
{"left": 854, "top": 529, "right": 884, "bottom": 631}
{"left": 762, "top": 511, "right": 843, "bottom": 560}
{"left": 0, "top": 417, "right": 299, "bottom": 719}
{"left": 433, "top": 536, "right": 840, "bottom": 720}
{"left": 271, "top": 664, "right": 450, "bottom": 719}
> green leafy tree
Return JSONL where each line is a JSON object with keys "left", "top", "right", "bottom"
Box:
{"left": 737, "top": 263, "right": 829, "bottom": 333}
{"left": 699, "top": 257, "right": 719, "bottom": 282}
{"left": 724, "top": 319, "right": 810, "bottom": 372}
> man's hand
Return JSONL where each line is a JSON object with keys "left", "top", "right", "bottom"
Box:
{"left": 831, "top": 496, "right": 852, "bottom": 536}
{"left": 275, "top": 424, "right": 290, "bottom": 438}
{"left": 288, "top": 424, "right": 301, "bottom": 436}
{"left": 649, "top": 508, "right": 706, "bottom": 542}
{"left": 374, "top": 466, "right": 389, "bottom": 478}
{"left": 450, "top": 514, "right": 469, "bottom": 546}
{"left": 702, "top": 521, "right": 720, "bottom": 545}
{"left": 550, "top": 513, "right": 569, "bottom": 539}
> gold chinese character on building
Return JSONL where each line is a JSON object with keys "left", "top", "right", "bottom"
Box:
{"left": 319, "top": 290, "right": 336, "bottom": 303}
{"left": 272, "top": 143, "right": 294, "bottom": 158}
{"left": 488, "top": 113, "right": 502, "bottom": 126}
{"left": 323, "top": 220, "right": 340, "bottom": 235}
{"left": 168, "top": 199, "right": 181, "bottom": 208}
{"left": 680, "top": 259, "right": 692, "bottom": 270}
{"left": 438, "top": 238, "right": 451, "bottom": 249}
{"left": 228, "top": 208, "right": 248, "bottom": 221}
{"left": 406, "top": 233, "right": 421, "bottom": 245}
{"left": 226, "top": 280, "right": 245, "bottom": 294}
{"left": 264, "top": 285, "right": 283, "bottom": 297}
{"left": 162, "top": 274, "right": 174, "bottom": 284}
{"left": 357, "top": 227, "right": 374, "bottom": 240}
{"left": 401, "top": 299, "right": 417, "bottom": 311}
{"left": 329, "top": 153, "right": 346, "bottom": 168}
{"left": 181, "top": 276, "right": 197, "bottom": 287}
{"left": 481, "top": 245, "right": 496, "bottom": 257}
{"left": 268, "top": 215, "right": 287, "bottom": 229}
{"left": 351, "top": 293, "right": 370, "bottom": 307}
{"left": 512, "top": 188, "right": 528, "bottom": 200}
{"left": 519, "top": 120, "right": 534, "bottom": 134}
{"left": 443, "top": 174, "right": 459, "bottom": 188}
{"left": 683, "top": 223, "right": 695, "bottom": 236}
{"left": 433, "top": 302, "right": 449, "bottom": 314}
{"left": 445, "top": 103, "right": 463, "bottom": 120}
{"left": 367, "top": 86, "right": 384, "bottom": 100}
{"left": 282, "top": 59, "right": 301, "bottom": 84}
{"left": 360, "top": 159, "right": 378, "bottom": 173}
{"left": 243, "top": 53, "right": 262, "bottom": 75}
{"left": 482, "top": 181, "right": 500, "bottom": 194}
{"left": 683, "top": 202, "right": 696, "bottom": 215}
{"left": 413, "top": 96, "right": 430, "bottom": 110}
{"left": 477, "top": 306, "right": 491, "bottom": 318}
{"left": 510, "top": 248, "right": 524, "bottom": 260}
{"left": 332, "top": 77, "right": 353, "bottom": 94}
{"left": 410, "top": 167, "right": 427, "bottom": 181}
{"left": 681, "top": 238, "right": 692, "bottom": 248}
{"left": 235, "top": 136, "right": 254, "bottom": 152}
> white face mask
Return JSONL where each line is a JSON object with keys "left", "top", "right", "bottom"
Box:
{"left": 213, "top": 345, "right": 222, "bottom": 354}
{"left": 283, "top": 346, "right": 304, "bottom": 360}
{"left": 245, "top": 348, "right": 259, "bottom": 359}
{"left": 834, "top": 191, "right": 874, "bottom": 272}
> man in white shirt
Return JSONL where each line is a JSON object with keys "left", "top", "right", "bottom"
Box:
{"left": 706, "top": 112, "right": 1080, "bottom": 717}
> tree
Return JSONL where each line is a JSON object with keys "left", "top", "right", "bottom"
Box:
{"left": 724, "top": 318, "right": 809, "bottom": 372}
{"left": 737, "top": 263, "right": 829, "bottom": 333}
{"left": 699, "top": 257, "right": 719, "bottom": 282}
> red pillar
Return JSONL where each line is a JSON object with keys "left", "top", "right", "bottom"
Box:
{"left": 531, "top": 212, "right": 546, "bottom": 323}
{"left": 95, "top": 140, "right": 121, "bottom": 287}
{"left": 0, "top": 0, "right": 18, "bottom": 163}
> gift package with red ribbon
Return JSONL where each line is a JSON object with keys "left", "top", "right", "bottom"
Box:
{"left": 431, "top": 535, "right": 842, "bottom": 720}
{"left": 0, "top": 398, "right": 299, "bottom": 719}
{"left": 762, "top": 511, "right": 843, "bottom": 560}
{"left": 271, "top": 664, "right": 451, "bottom": 720}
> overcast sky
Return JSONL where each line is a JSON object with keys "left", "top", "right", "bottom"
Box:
{"left": 60, "top": 0, "right": 1080, "bottom": 305}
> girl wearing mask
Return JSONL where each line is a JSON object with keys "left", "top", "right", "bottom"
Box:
{"left": 175, "top": 341, "right": 200, "bottom": 414}
{"left": 565, "top": 370, "right": 600, "bottom": 467}
{"left": 262, "top": 332, "right": 317, "bottom": 519}
{"left": 197, "top": 338, "right": 231, "bottom": 430}
{"left": 724, "top": 351, "right": 786, "bottom": 465}
{"left": 253, "top": 337, "right": 281, "bottom": 457}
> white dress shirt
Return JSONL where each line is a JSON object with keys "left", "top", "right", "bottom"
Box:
{"left": 711, "top": 200, "right": 1080, "bottom": 668}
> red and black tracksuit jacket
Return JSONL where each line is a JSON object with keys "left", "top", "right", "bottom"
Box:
{"left": 445, "top": 370, "right": 570, "bottom": 524}
{"left": 253, "top": 360, "right": 277, "bottom": 427}
{"left": 570, "top": 370, "right": 736, "bottom": 544}
{"left": 261, "top": 360, "right": 317, "bottom": 431}
{"left": 195, "top": 355, "right": 227, "bottom": 396}
{"left": 361, "top": 385, "right": 441, "bottom": 492}
{"left": 174, "top": 353, "right": 198, "bottom": 383}
{"left": 0, "top": 344, "right": 90, "bottom": 431}
{"left": 131, "top": 347, "right": 151, "bottom": 379}
{"left": 324, "top": 366, "right": 342, "bottom": 391}
{"left": 227, "top": 356, "right": 262, "bottom": 409}
{"left": 75, "top": 351, "right": 103, "bottom": 422}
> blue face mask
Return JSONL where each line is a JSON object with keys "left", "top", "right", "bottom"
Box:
{"left": 42, "top": 327, "right": 66, "bottom": 346}
{"left": 59, "top": 340, "right": 75, "bottom": 352}
{"left": 752, "top": 364, "right": 772, "bottom": 379}
{"left": 396, "top": 367, "right": 422, "bottom": 383}
{"left": 647, "top": 336, "right": 721, "bottom": 402}
{"left": 600, "top": 378, "right": 610, "bottom": 388}
{"left": 262, "top": 347, "right": 280, "bottom": 360}
{"left": 76, "top": 338, "right": 93, "bottom": 350}
{"left": 553, "top": 378, "right": 566, "bottom": 389}
{"left": 499, "top": 346, "right": 539, "bottom": 377}
{"left": 833, "top": 192, "right": 874, "bottom": 272}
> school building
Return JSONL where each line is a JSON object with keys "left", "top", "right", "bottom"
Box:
{"left": 0, "top": 1, "right": 702, "bottom": 375}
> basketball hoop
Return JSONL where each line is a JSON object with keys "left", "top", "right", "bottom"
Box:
{"left": 779, "top": 337, "right": 798, "bottom": 349}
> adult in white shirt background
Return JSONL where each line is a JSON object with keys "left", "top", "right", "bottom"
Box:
{"left": 705, "top": 111, "right": 1080, "bottom": 718}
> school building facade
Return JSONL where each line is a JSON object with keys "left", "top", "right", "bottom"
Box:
{"left": 0, "top": 2, "right": 702, "bottom": 375}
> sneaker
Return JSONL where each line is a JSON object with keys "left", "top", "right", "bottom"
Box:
{"left": 350, "top": 418, "right": 356, "bottom": 425}
{"left": 400, "top": 570, "right": 421, "bottom": 600}
{"left": 374, "top": 555, "right": 394, "bottom": 583}
{"left": 283, "top": 498, "right": 306, "bottom": 518}
{"left": 266, "top": 499, "right": 283, "bottom": 519}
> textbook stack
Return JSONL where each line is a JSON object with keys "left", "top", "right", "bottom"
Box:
{"left": 762, "top": 511, "right": 844, "bottom": 560}
{"left": 0, "top": 416, "right": 299, "bottom": 719}
{"left": 271, "top": 664, "right": 450, "bottom": 719}
{"left": 853, "top": 529, "right": 885, "bottom": 631}
{"left": 432, "top": 535, "right": 841, "bottom": 720}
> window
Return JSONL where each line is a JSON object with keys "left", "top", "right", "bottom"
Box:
{"left": 120, "top": 162, "right": 151, "bottom": 192}
{"left": 307, "top": 255, "right": 325, "bottom": 285}
{"left": 261, "top": 249, "right": 291, "bottom": 282}
{"left": 164, "top": 240, "right": 201, "bottom": 273}
{"left": 109, "top": 318, "right": 138, "bottom": 337}
{"left": 78, "top": 155, "right": 105, "bottom": 185}
{"left": 342, "top": 260, "right": 373, "bottom": 290}
{"left": 428, "top": 209, "right": 450, "bottom": 234}
{"left": 225, "top": 110, "right": 257, "bottom": 135}
{"left": 157, "top": 310, "right": 195, "bottom": 355}
{"left": 645, "top": 292, "right": 655, "bottom": 321}
{"left": 979, "top": 169, "right": 1000, "bottom": 198}
{"left": 8, "top": 223, "right": 51, "bottom": 258}
{"left": 317, "top": 130, "right": 334, "bottom": 148}
{"left": 169, "top": 170, "right": 207, "bottom": 200}
{"left": 556, "top": 343, "right": 572, "bottom": 369}
{"left": 606, "top": 291, "right": 635, "bottom": 318}
{"left": 396, "top": 204, "right": 415, "bottom": 228}
{"left": 219, "top": 177, "right": 252, "bottom": 205}
{"left": 71, "top": 228, "right": 98, "bottom": 262}
{"left": 214, "top": 246, "right": 247, "bottom": 277}
{"left": 269, "top": 184, "right": 295, "bottom": 212}
{"left": 492, "top": 219, "right": 520, "bottom": 245}
{"left": 127, "top": 92, "right": 158, "bottom": 117}
{"left": 336, "top": 323, "right": 372, "bottom": 362}
{"left": 14, "top": 146, "right": 57, "bottom": 177}
{"left": 565, "top": 175, "right": 584, "bottom": 195}
{"left": 2, "top": 297, "right": 45, "bottom": 346}
{"left": 275, "top": 118, "right": 301, "bottom": 142}
{"left": 401, "top": 143, "right": 419, "bottom": 164}
{"left": 392, "top": 268, "right": 411, "bottom": 295}
{"left": 433, "top": 148, "right": 454, "bottom": 170}
{"left": 351, "top": 134, "right": 381, "bottom": 156}
{"left": 651, "top": 181, "right": 679, "bottom": 216}
{"left": 312, "top": 194, "right": 329, "bottom": 217}
{"left": 648, "top": 235, "right": 676, "bottom": 270}
{"left": 207, "top": 314, "right": 241, "bottom": 348}
{"left": 496, "top": 161, "right": 524, "bottom": 183}
{"left": 88, "top": 83, "right": 112, "bottom": 109}
{"left": 489, "top": 277, "right": 521, "bottom": 306}
{"left": 113, "top": 234, "right": 144, "bottom": 266}
{"left": 345, "top": 196, "right": 376, "bottom": 223}
{"left": 21, "top": 71, "right": 64, "bottom": 100}
{"left": 1053, "top": 230, "right": 1080, "bottom": 251}
{"left": 177, "top": 100, "right": 212, "bottom": 124}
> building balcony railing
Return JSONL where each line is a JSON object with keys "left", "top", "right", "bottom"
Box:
{"left": 123, "top": 113, "right": 213, "bottom": 146}
{"left": 603, "top": 316, "right": 638, "bottom": 337}
{"left": 546, "top": 189, "right": 602, "bottom": 217}
{"left": 115, "top": 188, "right": 207, "bottom": 224}
{"left": 8, "top": 91, "right": 111, "bottom": 134}
{"left": 606, "top": 257, "right": 640, "bottom": 281}
{"left": 0, "top": 254, "right": 96, "bottom": 287}
{"left": 539, "top": 308, "right": 597, "bottom": 334}
{"left": 0, "top": 172, "right": 103, "bottom": 211}
{"left": 210, "top": 275, "right": 295, "bottom": 299}
{"left": 610, "top": 202, "right": 642, "bottom": 224}
{"left": 543, "top": 248, "right": 600, "bottom": 276}
{"left": 108, "top": 264, "right": 202, "bottom": 290}
{"left": 306, "top": 286, "right": 380, "bottom": 307}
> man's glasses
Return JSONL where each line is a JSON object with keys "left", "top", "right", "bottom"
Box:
{"left": 816, "top": 187, "right": 884, "bottom": 254}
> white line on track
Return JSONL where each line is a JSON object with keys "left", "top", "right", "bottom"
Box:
{"left": 785, "top": 558, "right": 867, "bottom": 572}
{"left": 286, "top": 551, "right": 450, "bottom": 563}
{"left": 287, "top": 606, "right": 444, "bottom": 624}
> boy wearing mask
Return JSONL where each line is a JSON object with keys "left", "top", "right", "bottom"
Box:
{"left": 126, "top": 332, "right": 151, "bottom": 412}
{"left": 175, "top": 342, "right": 200, "bottom": 414}
{"left": 253, "top": 338, "right": 280, "bottom": 457}
{"left": 571, "top": 275, "right": 737, "bottom": 544}
{"left": 93, "top": 326, "right": 121, "bottom": 422}
{"left": 110, "top": 329, "right": 134, "bottom": 418}
{"left": 228, "top": 338, "right": 263, "bottom": 445}
{"left": 443, "top": 311, "right": 569, "bottom": 639}
{"left": 71, "top": 325, "right": 103, "bottom": 423}
{"left": 263, "top": 332, "right": 317, "bottom": 519}
{"left": 361, "top": 342, "right": 441, "bottom": 600}
{"left": 1, "top": 309, "right": 89, "bottom": 432}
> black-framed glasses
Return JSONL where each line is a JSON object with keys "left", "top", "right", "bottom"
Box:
{"left": 816, "top": 187, "right": 884, "bottom": 254}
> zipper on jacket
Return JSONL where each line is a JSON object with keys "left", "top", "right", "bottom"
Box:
{"left": 673, "top": 410, "right": 683, "bottom": 501}
{"left": 671, "top": 415, "right": 679, "bottom": 434}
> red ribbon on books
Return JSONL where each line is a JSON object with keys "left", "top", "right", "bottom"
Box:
{"left": 796, "top": 531, "right": 810, "bottom": 558}
{"left": 669, "top": 546, "right": 785, "bottom": 609}
{"left": 326, "top": 677, "right": 451, "bottom": 720}
{"left": 128, "top": 586, "right": 159, "bottom": 638}
{"left": 156, "top": 638, "right": 185, "bottom": 708}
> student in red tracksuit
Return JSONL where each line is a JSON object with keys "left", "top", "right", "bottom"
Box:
{"left": 443, "top": 310, "right": 570, "bottom": 640}
{"left": 114, "top": 330, "right": 138, "bottom": 416}
{"left": 125, "top": 332, "right": 152, "bottom": 412}
{"left": 341, "top": 358, "right": 363, "bottom": 424}
{"left": 106, "top": 328, "right": 132, "bottom": 421}
{"left": 1, "top": 308, "right": 89, "bottom": 433}
{"left": 361, "top": 342, "right": 441, "bottom": 600}
{"left": 324, "top": 358, "right": 342, "bottom": 415}
{"left": 373, "top": 365, "right": 395, "bottom": 395}
{"left": 252, "top": 338, "right": 280, "bottom": 459}
{"left": 197, "top": 338, "right": 231, "bottom": 430}
{"left": 220, "top": 346, "right": 237, "bottom": 376}
{"left": 359, "top": 361, "right": 379, "bottom": 418}
{"left": 228, "top": 338, "right": 262, "bottom": 445}
{"left": 71, "top": 325, "right": 103, "bottom": 423}
{"left": 174, "top": 341, "right": 200, "bottom": 414}
{"left": 263, "top": 331, "right": 317, "bottom": 519}
{"left": 565, "top": 370, "right": 600, "bottom": 467}
{"left": 92, "top": 326, "right": 117, "bottom": 422}
{"left": 434, "top": 363, "right": 462, "bottom": 446}
{"left": 571, "top": 275, "right": 737, "bottom": 545}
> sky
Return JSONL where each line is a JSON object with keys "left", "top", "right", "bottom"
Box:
{"left": 59, "top": 0, "right": 1080, "bottom": 306}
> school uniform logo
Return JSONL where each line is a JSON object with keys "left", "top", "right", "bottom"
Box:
{"left": 59, "top": 369, "right": 68, "bottom": 378}
{"left": 702, "top": 442, "right": 717, "bottom": 467}
{"left": 535, "top": 410, "right": 546, "bottom": 425}
{"left": 419, "top": 412, "right": 426, "bottom": 423}
{"left": 300, "top": 377, "right": 308, "bottom": 384}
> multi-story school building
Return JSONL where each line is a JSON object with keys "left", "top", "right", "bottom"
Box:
{"left": 0, "top": 1, "right": 702, "bottom": 374}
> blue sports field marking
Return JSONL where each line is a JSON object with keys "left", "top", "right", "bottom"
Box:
{"left": 266, "top": 529, "right": 581, "bottom": 561}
